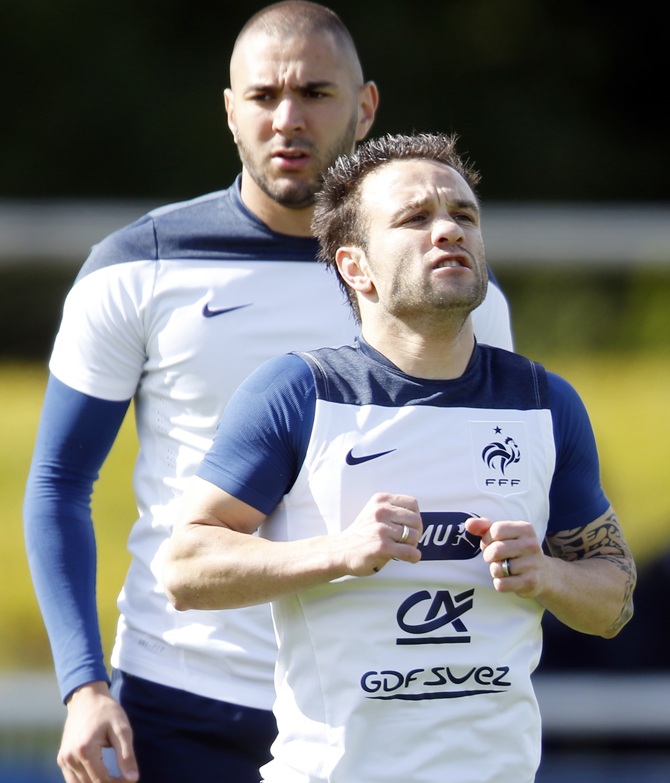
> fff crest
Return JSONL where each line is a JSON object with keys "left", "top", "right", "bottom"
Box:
{"left": 470, "top": 421, "right": 528, "bottom": 496}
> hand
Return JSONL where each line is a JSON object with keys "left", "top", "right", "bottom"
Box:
{"left": 465, "top": 517, "right": 547, "bottom": 598}
{"left": 341, "top": 492, "right": 423, "bottom": 576}
{"left": 58, "top": 681, "right": 139, "bottom": 783}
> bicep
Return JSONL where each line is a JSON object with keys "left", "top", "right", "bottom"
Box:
{"left": 176, "top": 475, "right": 267, "bottom": 536}
{"left": 547, "top": 372, "right": 609, "bottom": 532}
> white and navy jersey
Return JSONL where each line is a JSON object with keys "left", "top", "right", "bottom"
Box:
{"left": 24, "top": 176, "right": 513, "bottom": 707}
{"left": 197, "top": 340, "right": 609, "bottom": 782}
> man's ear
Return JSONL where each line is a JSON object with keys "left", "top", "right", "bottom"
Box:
{"left": 224, "top": 88, "right": 237, "bottom": 141}
{"left": 356, "top": 81, "right": 379, "bottom": 142}
{"left": 336, "top": 246, "right": 374, "bottom": 293}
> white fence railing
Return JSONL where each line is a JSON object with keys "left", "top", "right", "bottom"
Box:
{"left": 2, "top": 671, "right": 670, "bottom": 740}
{"left": 2, "top": 201, "right": 670, "bottom": 268}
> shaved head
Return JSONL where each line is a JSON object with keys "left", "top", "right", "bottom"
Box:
{"left": 231, "top": 1, "right": 364, "bottom": 84}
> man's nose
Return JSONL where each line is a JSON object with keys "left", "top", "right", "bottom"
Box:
{"left": 432, "top": 216, "right": 464, "bottom": 245}
{"left": 272, "top": 97, "right": 306, "bottom": 134}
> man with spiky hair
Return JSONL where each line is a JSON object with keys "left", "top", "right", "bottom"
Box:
{"left": 24, "top": 5, "right": 513, "bottom": 783}
{"left": 164, "top": 133, "right": 635, "bottom": 783}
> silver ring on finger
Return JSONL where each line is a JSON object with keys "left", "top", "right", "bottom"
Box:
{"left": 501, "top": 558, "right": 512, "bottom": 578}
{"left": 399, "top": 524, "right": 410, "bottom": 544}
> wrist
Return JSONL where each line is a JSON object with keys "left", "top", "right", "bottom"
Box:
{"left": 65, "top": 679, "right": 111, "bottom": 706}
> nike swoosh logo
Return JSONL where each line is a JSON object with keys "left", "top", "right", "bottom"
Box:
{"left": 346, "top": 448, "right": 396, "bottom": 466}
{"left": 202, "top": 303, "right": 252, "bottom": 318}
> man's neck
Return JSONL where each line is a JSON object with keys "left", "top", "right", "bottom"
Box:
{"left": 361, "top": 316, "right": 476, "bottom": 380}
{"left": 240, "top": 174, "right": 314, "bottom": 237}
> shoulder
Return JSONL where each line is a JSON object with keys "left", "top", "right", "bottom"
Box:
{"left": 475, "top": 345, "right": 551, "bottom": 409}
{"left": 75, "top": 187, "right": 236, "bottom": 281}
{"left": 546, "top": 370, "right": 583, "bottom": 402}
{"left": 291, "top": 344, "right": 380, "bottom": 405}
{"left": 228, "top": 353, "right": 318, "bottom": 431}
{"left": 544, "top": 369, "right": 597, "bottom": 458}
{"left": 77, "top": 178, "right": 320, "bottom": 282}
{"left": 546, "top": 370, "right": 591, "bottom": 427}
{"left": 478, "top": 348, "right": 592, "bottom": 426}
{"left": 239, "top": 352, "right": 316, "bottom": 399}
{"left": 216, "top": 353, "right": 317, "bottom": 453}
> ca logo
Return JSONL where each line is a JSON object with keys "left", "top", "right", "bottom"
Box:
{"left": 396, "top": 589, "right": 475, "bottom": 645}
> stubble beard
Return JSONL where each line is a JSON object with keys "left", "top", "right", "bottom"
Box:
{"left": 236, "top": 112, "right": 360, "bottom": 210}
{"left": 389, "top": 266, "right": 489, "bottom": 328}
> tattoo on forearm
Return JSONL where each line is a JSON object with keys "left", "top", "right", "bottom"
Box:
{"left": 548, "top": 511, "right": 637, "bottom": 635}
{"left": 549, "top": 512, "right": 627, "bottom": 562}
{"left": 607, "top": 568, "right": 636, "bottom": 636}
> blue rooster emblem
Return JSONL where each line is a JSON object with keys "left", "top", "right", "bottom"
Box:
{"left": 482, "top": 436, "right": 521, "bottom": 475}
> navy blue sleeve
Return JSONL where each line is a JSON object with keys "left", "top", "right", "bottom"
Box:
{"left": 23, "top": 374, "right": 131, "bottom": 701}
{"left": 197, "top": 354, "right": 315, "bottom": 515}
{"left": 547, "top": 371, "right": 610, "bottom": 533}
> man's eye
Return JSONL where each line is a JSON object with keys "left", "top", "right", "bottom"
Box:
{"left": 454, "top": 212, "right": 476, "bottom": 224}
{"left": 402, "top": 213, "right": 426, "bottom": 225}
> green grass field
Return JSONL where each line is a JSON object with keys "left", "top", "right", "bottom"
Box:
{"left": 2, "top": 354, "right": 669, "bottom": 671}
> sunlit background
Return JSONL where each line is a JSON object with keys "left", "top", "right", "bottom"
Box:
{"left": 1, "top": 2, "right": 669, "bottom": 781}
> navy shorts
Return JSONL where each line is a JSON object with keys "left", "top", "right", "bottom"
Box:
{"left": 110, "top": 669, "right": 277, "bottom": 783}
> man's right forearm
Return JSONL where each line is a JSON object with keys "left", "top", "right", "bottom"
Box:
{"left": 23, "top": 376, "right": 130, "bottom": 700}
{"left": 24, "top": 487, "right": 110, "bottom": 700}
{"left": 163, "top": 485, "right": 423, "bottom": 610}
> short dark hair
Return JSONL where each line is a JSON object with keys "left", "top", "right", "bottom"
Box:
{"left": 312, "top": 132, "right": 481, "bottom": 320}
{"left": 234, "top": 2, "right": 358, "bottom": 63}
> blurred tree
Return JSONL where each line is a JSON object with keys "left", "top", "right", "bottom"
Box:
{"left": 1, "top": 0, "right": 668, "bottom": 201}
